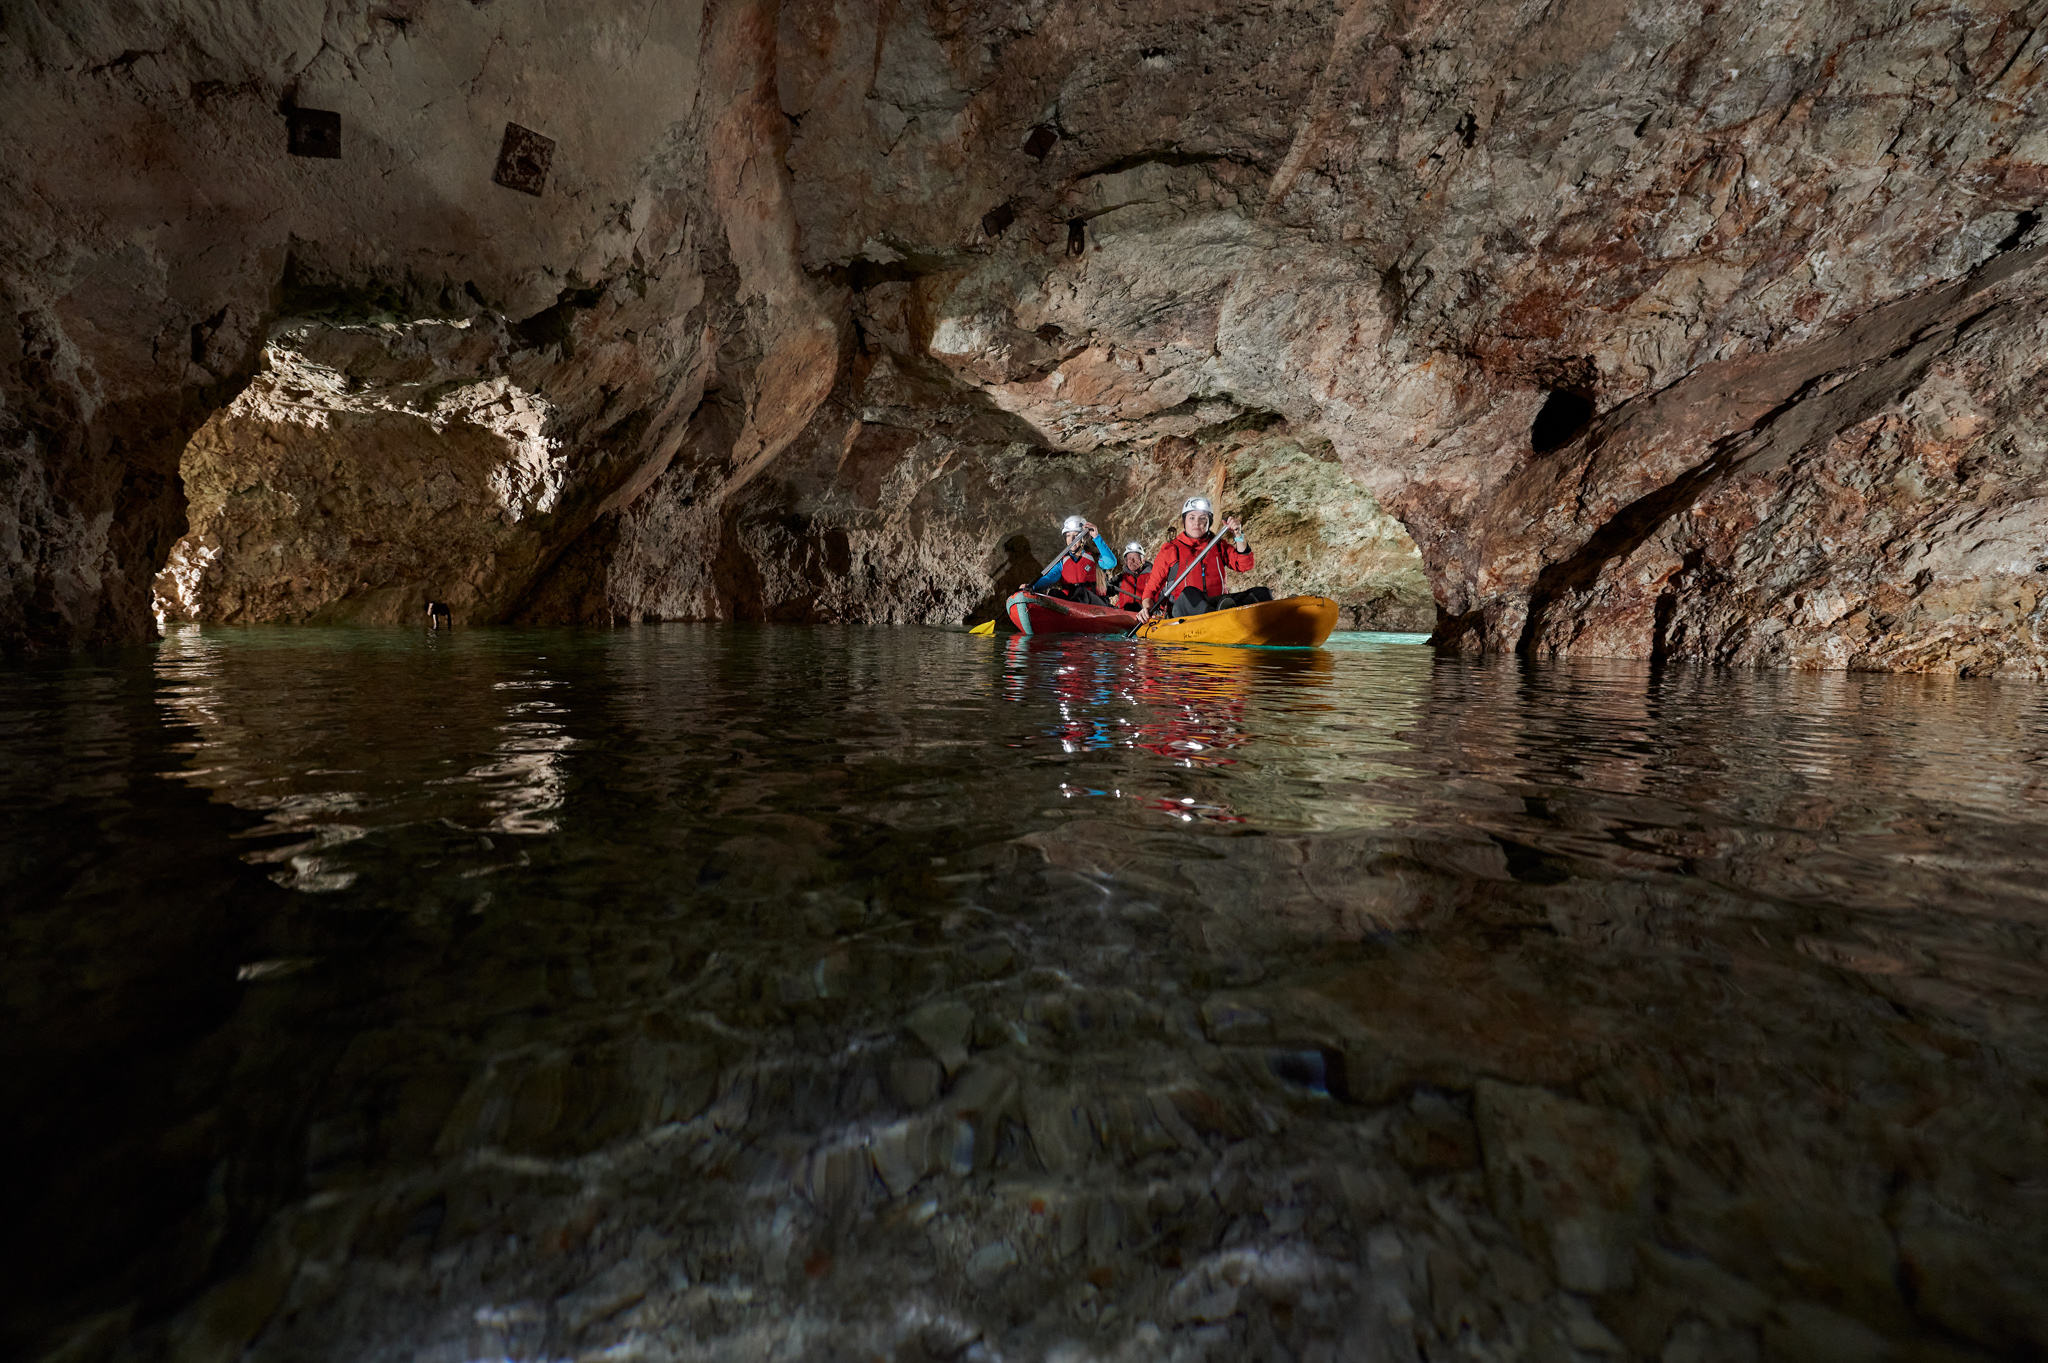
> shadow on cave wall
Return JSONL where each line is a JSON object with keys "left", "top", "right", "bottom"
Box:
{"left": 1, "top": 328, "right": 253, "bottom": 653}
{"left": 970, "top": 533, "right": 1048, "bottom": 627}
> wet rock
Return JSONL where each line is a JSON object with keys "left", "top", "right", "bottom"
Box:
{"left": 887, "top": 1057, "right": 944, "bottom": 1109}
{"left": 943, "top": 1062, "right": 1019, "bottom": 1173}
{"left": 964, "top": 1241, "right": 1018, "bottom": 1288}
{"left": 1166, "top": 1268, "right": 1240, "bottom": 1324}
{"left": 1557, "top": 1296, "right": 1632, "bottom": 1357}
{"left": 1265, "top": 1048, "right": 1337, "bottom": 1098}
{"left": 1085, "top": 1197, "right": 1125, "bottom": 1262}
{"left": 1199, "top": 997, "right": 1272, "bottom": 1044}
{"left": 1388, "top": 1090, "right": 1479, "bottom": 1174}
{"left": 964, "top": 939, "right": 1015, "bottom": 979}
{"left": 636, "top": 1042, "right": 719, "bottom": 1128}
{"left": 1022, "top": 1084, "right": 1092, "bottom": 1177}
{"left": 1660, "top": 1144, "right": 1909, "bottom": 1337}
{"left": 1162, "top": 1082, "right": 1255, "bottom": 1141}
{"left": 1475, "top": 1080, "right": 1651, "bottom": 1296}
{"left": 1485, "top": 1242, "right": 1550, "bottom": 1306}
{"left": 1661, "top": 1318, "right": 1761, "bottom": 1363}
{"left": 1089, "top": 1092, "right": 1183, "bottom": 1161}
{"left": 1761, "top": 1302, "right": 1895, "bottom": 1363}
{"left": 868, "top": 1118, "right": 938, "bottom": 1198}
{"left": 802, "top": 1140, "right": 874, "bottom": 1218}
{"left": 557, "top": 1259, "right": 651, "bottom": 1333}
{"left": 905, "top": 999, "right": 974, "bottom": 1075}
{"left": 1895, "top": 1222, "right": 2048, "bottom": 1354}
{"left": 1637, "top": 1246, "right": 1770, "bottom": 1333}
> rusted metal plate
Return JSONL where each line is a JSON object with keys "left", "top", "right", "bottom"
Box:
{"left": 287, "top": 107, "right": 341, "bottom": 159}
{"left": 493, "top": 122, "right": 554, "bottom": 196}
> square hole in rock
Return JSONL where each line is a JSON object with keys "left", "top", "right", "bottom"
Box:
{"left": 494, "top": 122, "right": 554, "bottom": 196}
{"left": 287, "top": 107, "right": 341, "bottom": 159}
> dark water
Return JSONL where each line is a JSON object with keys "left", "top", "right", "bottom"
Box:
{"left": 5, "top": 625, "right": 2047, "bottom": 1363}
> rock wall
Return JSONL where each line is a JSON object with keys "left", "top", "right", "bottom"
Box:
{"left": 0, "top": 0, "right": 763, "bottom": 645}
{"left": 5, "top": 0, "right": 2048, "bottom": 667}
{"left": 527, "top": 350, "right": 1435, "bottom": 631}
{"left": 158, "top": 318, "right": 608, "bottom": 625}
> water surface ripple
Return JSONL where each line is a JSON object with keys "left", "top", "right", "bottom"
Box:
{"left": 5, "top": 625, "right": 2047, "bottom": 1362}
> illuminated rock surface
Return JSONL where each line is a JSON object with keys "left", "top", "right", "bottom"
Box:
{"left": 3, "top": 0, "right": 2045, "bottom": 662}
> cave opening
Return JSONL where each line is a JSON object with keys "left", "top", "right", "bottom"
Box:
{"left": 1529, "top": 388, "right": 1595, "bottom": 453}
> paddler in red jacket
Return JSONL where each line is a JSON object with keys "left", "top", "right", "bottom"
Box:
{"left": 1109, "top": 541, "right": 1151, "bottom": 609}
{"left": 1137, "top": 496, "right": 1274, "bottom": 620}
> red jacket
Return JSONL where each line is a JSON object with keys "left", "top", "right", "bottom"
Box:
{"left": 1143, "top": 532, "right": 1253, "bottom": 604}
{"left": 1111, "top": 566, "right": 1150, "bottom": 609}
{"left": 1057, "top": 554, "right": 1098, "bottom": 587}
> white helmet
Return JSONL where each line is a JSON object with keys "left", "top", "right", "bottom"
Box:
{"left": 1123, "top": 541, "right": 1145, "bottom": 556}
{"left": 1061, "top": 514, "right": 1086, "bottom": 533}
{"left": 1181, "top": 496, "right": 1213, "bottom": 522}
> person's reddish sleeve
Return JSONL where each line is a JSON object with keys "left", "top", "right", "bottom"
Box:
{"left": 1225, "top": 540, "right": 1254, "bottom": 572}
{"left": 1142, "top": 545, "right": 1175, "bottom": 602}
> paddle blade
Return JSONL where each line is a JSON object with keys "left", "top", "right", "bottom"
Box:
{"left": 968, "top": 620, "right": 996, "bottom": 636}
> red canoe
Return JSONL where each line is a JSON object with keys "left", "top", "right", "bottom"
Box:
{"left": 1005, "top": 591, "right": 1140, "bottom": 635}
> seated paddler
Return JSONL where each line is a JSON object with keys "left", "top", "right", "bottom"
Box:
{"left": 1026, "top": 514, "right": 1117, "bottom": 604}
{"left": 1110, "top": 541, "right": 1151, "bottom": 609}
{"left": 1137, "top": 496, "right": 1275, "bottom": 620}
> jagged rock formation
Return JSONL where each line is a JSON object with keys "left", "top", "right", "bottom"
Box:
{"left": 525, "top": 363, "right": 1435, "bottom": 630}
{"left": 4, "top": 0, "right": 2047, "bottom": 665}
{"left": 1, "top": 0, "right": 740, "bottom": 644}
{"left": 158, "top": 318, "right": 620, "bottom": 625}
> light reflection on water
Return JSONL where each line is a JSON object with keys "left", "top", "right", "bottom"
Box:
{"left": 4, "top": 623, "right": 2048, "bottom": 1363}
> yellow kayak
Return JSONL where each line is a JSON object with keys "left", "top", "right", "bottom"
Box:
{"left": 1134, "top": 595, "right": 1341, "bottom": 648}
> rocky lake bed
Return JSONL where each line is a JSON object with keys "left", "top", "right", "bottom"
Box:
{"left": 5, "top": 625, "right": 2045, "bottom": 1362}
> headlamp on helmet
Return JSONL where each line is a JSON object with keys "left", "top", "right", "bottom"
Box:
{"left": 1123, "top": 541, "right": 1145, "bottom": 556}
{"left": 1061, "top": 514, "right": 1086, "bottom": 534}
{"left": 1181, "top": 496, "right": 1212, "bottom": 517}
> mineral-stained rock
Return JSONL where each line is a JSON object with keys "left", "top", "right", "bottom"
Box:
{"left": 6, "top": 0, "right": 2048, "bottom": 665}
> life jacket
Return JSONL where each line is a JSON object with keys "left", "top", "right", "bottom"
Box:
{"left": 1033, "top": 532, "right": 1114, "bottom": 594}
{"left": 1110, "top": 564, "right": 1150, "bottom": 608}
{"left": 1142, "top": 532, "right": 1253, "bottom": 604}
{"left": 1056, "top": 554, "right": 1099, "bottom": 587}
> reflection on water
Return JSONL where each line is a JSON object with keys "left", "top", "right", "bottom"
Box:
{"left": 5, "top": 625, "right": 2048, "bottom": 1363}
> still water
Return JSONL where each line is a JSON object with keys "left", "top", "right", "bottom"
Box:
{"left": 5, "top": 625, "right": 2047, "bottom": 1363}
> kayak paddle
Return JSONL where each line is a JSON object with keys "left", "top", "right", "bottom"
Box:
{"left": 1125, "top": 530, "right": 1231, "bottom": 639}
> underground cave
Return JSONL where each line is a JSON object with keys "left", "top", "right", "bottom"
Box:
{"left": 4, "top": 2, "right": 2048, "bottom": 1361}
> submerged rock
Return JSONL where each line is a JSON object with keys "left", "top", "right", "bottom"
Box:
{"left": 14, "top": 627, "right": 2048, "bottom": 1360}
{"left": 1476, "top": 1080, "right": 1653, "bottom": 1296}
